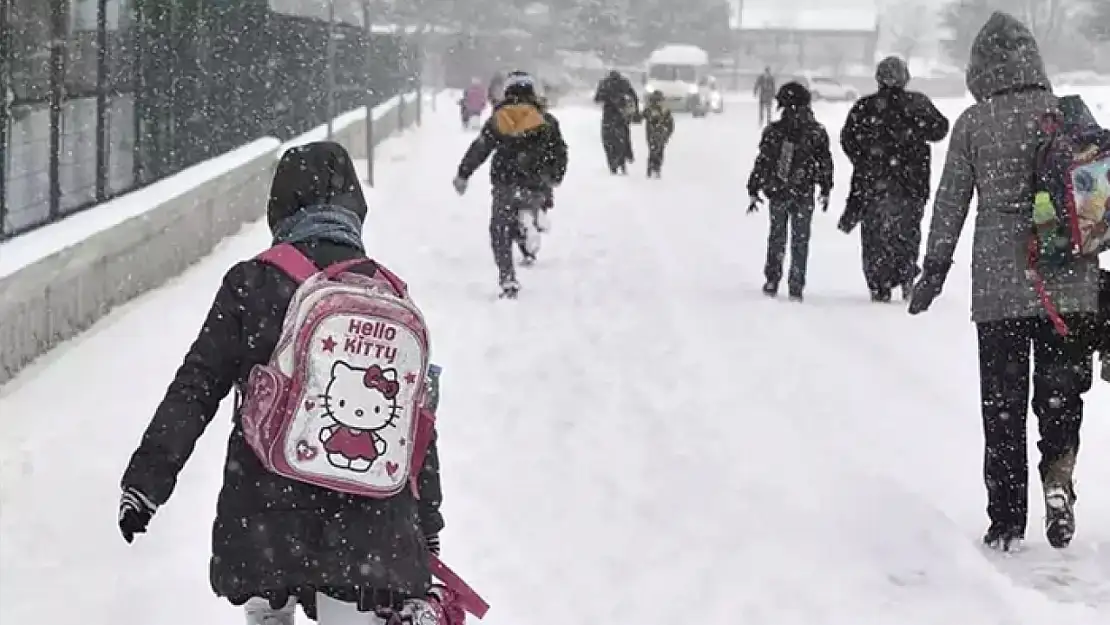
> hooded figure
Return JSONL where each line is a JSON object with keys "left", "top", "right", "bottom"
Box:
{"left": 593, "top": 70, "right": 640, "bottom": 174}
{"left": 119, "top": 141, "right": 444, "bottom": 621}
{"left": 455, "top": 71, "right": 569, "bottom": 297}
{"left": 747, "top": 82, "right": 834, "bottom": 302}
{"left": 909, "top": 12, "right": 1098, "bottom": 552}
{"left": 839, "top": 55, "right": 949, "bottom": 302}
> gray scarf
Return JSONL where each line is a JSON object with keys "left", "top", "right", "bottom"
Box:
{"left": 272, "top": 205, "right": 365, "bottom": 252}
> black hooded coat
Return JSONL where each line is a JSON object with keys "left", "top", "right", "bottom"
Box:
{"left": 120, "top": 141, "right": 444, "bottom": 614}
{"left": 594, "top": 72, "right": 639, "bottom": 170}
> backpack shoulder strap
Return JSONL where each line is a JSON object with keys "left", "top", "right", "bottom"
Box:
{"left": 256, "top": 243, "right": 319, "bottom": 283}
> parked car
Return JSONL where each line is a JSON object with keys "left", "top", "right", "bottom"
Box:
{"left": 791, "top": 73, "right": 859, "bottom": 101}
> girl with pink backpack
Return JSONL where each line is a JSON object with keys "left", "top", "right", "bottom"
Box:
{"left": 117, "top": 141, "right": 486, "bottom": 625}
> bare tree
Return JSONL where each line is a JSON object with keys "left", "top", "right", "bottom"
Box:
{"left": 884, "top": 0, "right": 935, "bottom": 61}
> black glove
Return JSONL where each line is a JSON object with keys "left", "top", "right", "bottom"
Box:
{"left": 747, "top": 195, "right": 762, "bottom": 214}
{"left": 908, "top": 259, "right": 952, "bottom": 315}
{"left": 425, "top": 533, "right": 441, "bottom": 556}
{"left": 818, "top": 192, "right": 830, "bottom": 213}
{"left": 119, "top": 486, "right": 157, "bottom": 544}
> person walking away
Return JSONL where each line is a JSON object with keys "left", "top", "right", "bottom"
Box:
{"left": 487, "top": 71, "right": 505, "bottom": 108}
{"left": 453, "top": 71, "right": 568, "bottom": 298}
{"left": 839, "top": 56, "right": 949, "bottom": 302}
{"left": 754, "top": 67, "right": 776, "bottom": 127}
{"left": 642, "top": 90, "right": 675, "bottom": 178}
{"left": 117, "top": 141, "right": 450, "bottom": 625}
{"left": 594, "top": 70, "right": 640, "bottom": 174}
{"left": 908, "top": 12, "right": 1100, "bottom": 552}
{"left": 747, "top": 82, "right": 833, "bottom": 302}
{"left": 460, "top": 78, "right": 488, "bottom": 129}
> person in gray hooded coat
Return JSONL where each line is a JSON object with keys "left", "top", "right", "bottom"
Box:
{"left": 908, "top": 12, "right": 1098, "bottom": 552}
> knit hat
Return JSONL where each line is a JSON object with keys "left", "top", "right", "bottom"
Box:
{"left": 502, "top": 70, "right": 537, "bottom": 100}
{"left": 876, "top": 56, "right": 911, "bottom": 89}
{"left": 775, "top": 82, "right": 812, "bottom": 108}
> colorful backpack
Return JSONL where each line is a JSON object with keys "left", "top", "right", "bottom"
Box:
{"left": 1028, "top": 95, "right": 1110, "bottom": 335}
{"left": 238, "top": 243, "right": 435, "bottom": 498}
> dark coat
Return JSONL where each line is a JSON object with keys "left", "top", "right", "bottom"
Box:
{"left": 747, "top": 107, "right": 834, "bottom": 204}
{"left": 457, "top": 97, "right": 568, "bottom": 190}
{"left": 754, "top": 74, "right": 776, "bottom": 103}
{"left": 839, "top": 87, "right": 949, "bottom": 230}
{"left": 643, "top": 102, "right": 674, "bottom": 147}
{"left": 121, "top": 142, "right": 444, "bottom": 608}
{"left": 594, "top": 73, "right": 639, "bottom": 120}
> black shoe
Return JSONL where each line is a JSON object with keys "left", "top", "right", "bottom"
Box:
{"left": 762, "top": 282, "right": 778, "bottom": 297}
{"left": 788, "top": 290, "right": 803, "bottom": 302}
{"left": 1044, "top": 486, "right": 1075, "bottom": 549}
{"left": 870, "top": 289, "right": 891, "bottom": 303}
{"left": 982, "top": 524, "right": 1024, "bottom": 552}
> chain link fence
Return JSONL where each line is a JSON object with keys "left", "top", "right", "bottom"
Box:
{"left": 0, "top": 0, "right": 419, "bottom": 240}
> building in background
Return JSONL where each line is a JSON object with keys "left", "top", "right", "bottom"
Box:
{"left": 729, "top": 1, "right": 879, "bottom": 75}
{"left": 0, "top": 0, "right": 419, "bottom": 240}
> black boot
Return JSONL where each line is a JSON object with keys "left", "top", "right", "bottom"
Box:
{"left": 982, "top": 524, "right": 1024, "bottom": 552}
{"left": 762, "top": 282, "right": 778, "bottom": 297}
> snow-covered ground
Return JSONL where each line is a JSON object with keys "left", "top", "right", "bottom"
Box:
{"left": 3, "top": 92, "right": 1110, "bottom": 625}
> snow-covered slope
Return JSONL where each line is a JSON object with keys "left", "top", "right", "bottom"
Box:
{"left": 1, "top": 95, "right": 1108, "bottom": 625}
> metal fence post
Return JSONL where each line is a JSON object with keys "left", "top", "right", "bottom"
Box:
{"left": 325, "top": 0, "right": 336, "bottom": 140}
{"left": 0, "top": 0, "right": 10, "bottom": 237}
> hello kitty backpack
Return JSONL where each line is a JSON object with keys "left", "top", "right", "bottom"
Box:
{"left": 238, "top": 243, "right": 435, "bottom": 499}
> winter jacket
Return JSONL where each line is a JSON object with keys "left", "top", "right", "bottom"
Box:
{"left": 754, "top": 74, "right": 776, "bottom": 104}
{"left": 923, "top": 11, "right": 1100, "bottom": 323}
{"left": 642, "top": 103, "right": 674, "bottom": 146}
{"left": 457, "top": 96, "right": 568, "bottom": 191}
{"left": 840, "top": 86, "right": 948, "bottom": 228}
{"left": 121, "top": 142, "right": 444, "bottom": 606}
{"left": 594, "top": 73, "right": 640, "bottom": 121}
{"left": 748, "top": 107, "right": 834, "bottom": 204}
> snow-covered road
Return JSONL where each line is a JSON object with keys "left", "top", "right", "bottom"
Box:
{"left": 2, "top": 93, "right": 1109, "bottom": 624}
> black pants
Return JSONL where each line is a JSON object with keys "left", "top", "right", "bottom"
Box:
{"left": 764, "top": 200, "right": 814, "bottom": 294}
{"left": 860, "top": 194, "right": 924, "bottom": 293}
{"left": 976, "top": 315, "right": 1093, "bottom": 536}
{"left": 647, "top": 140, "right": 665, "bottom": 175}
{"left": 758, "top": 101, "right": 773, "bottom": 126}
{"left": 601, "top": 112, "right": 633, "bottom": 173}
{"left": 490, "top": 185, "right": 543, "bottom": 283}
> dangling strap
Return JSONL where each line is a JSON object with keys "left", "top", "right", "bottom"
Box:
{"left": 1027, "top": 237, "right": 1070, "bottom": 336}
{"left": 430, "top": 556, "right": 490, "bottom": 618}
{"left": 407, "top": 407, "right": 437, "bottom": 499}
{"left": 256, "top": 243, "right": 319, "bottom": 283}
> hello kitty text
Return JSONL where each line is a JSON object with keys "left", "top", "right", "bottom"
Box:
{"left": 330, "top": 319, "right": 400, "bottom": 363}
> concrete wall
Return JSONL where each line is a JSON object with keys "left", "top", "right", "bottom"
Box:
{"left": 0, "top": 92, "right": 425, "bottom": 385}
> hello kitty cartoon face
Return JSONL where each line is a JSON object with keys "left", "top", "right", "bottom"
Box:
{"left": 322, "top": 361, "right": 400, "bottom": 432}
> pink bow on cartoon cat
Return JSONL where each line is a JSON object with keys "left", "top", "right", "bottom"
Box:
{"left": 363, "top": 365, "right": 400, "bottom": 399}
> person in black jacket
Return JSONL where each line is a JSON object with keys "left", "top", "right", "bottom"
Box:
{"left": 454, "top": 71, "right": 568, "bottom": 298}
{"left": 118, "top": 141, "right": 444, "bottom": 624}
{"left": 747, "top": 82, "right": 834, "bottom": 302}
{"left": 642, "top": 90, "right": 675, "bottom": 178}
{"left": 594, "top": 70, "right": 640, "bottom": 174}
{"left": 753, "top": 67, "right": 777, "bottom": 127}
{"left": 839, "top": 56, "right": 949, "bottom": 302}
